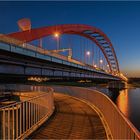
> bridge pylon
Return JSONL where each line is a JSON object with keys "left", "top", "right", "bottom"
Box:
{"left": 108, "top": 81, "right": 127, "bottom": 89}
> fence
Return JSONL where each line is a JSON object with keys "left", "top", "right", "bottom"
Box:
{"left": 0, "top": 88, "right": 54, "bottom": 139}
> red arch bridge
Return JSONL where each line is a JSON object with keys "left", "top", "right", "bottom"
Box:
{"left": 0, "top": 24, "right": 127, "bottom": 83}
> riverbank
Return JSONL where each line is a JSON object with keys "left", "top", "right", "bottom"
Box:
{"left": 127, "top": 83, "right": 140, "bottom": 88}
{"left": 128, "top": 78, "right": 140, "bottom": 88}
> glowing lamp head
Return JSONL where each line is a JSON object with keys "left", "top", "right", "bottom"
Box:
{"left": 100, "top": 59, "right": 103, "bottom": 63}
{"left": 106, "top": 65, "right": 109, "bottom": 68}
{"left": 94, "top": 64, "right": 97, "bottom": 68}
{"left": 86, "top": 51, "right": 90, "bottom": 56}
{"left": 54, "top": 32, "right": 59, "bottom": 38}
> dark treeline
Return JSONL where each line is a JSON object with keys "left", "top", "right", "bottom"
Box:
{"left": 128, "top": 78, "right": 140, "bottom": 83}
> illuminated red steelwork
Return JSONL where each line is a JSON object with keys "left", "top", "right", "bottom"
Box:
{"left": 17, "top": 18, "right": 31, "bottom": 31}
{"left": 7, "top": 24, "right": 119, "bottom": 74}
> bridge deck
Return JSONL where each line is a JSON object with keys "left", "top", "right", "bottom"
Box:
{"left": 29, "top": 93, "right": 107, "bottom": 139}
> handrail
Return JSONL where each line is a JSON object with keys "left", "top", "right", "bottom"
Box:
{"left": 0, "top": 88, "right": 54, "bottom": 139}
{"left": 0, "top": 34, "right": 115, "bottom": 77}
{"left": 0, "top": 34, "right": 84, "bottom": 66}
{"left": 52, "top": 86, "right": 140, "bottom": 139}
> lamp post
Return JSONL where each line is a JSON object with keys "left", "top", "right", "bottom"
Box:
{"left": 54, "top": 32, "right": 60, "bottom": 50}
{"left": 107, "top": 64, "right": 109, "bottom": 72}
{"left": 86, "top": 51, "right": 90, "bottom": 65}
{"left": 99, "top": 59, "right": 103, "bottom": 69}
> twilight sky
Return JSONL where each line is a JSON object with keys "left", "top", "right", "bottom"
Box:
{"left": 0, "top": 1, "right": 140, "bottom": 77}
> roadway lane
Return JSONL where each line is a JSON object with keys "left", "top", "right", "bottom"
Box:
{"left": 29, "top": 93, "right": 107, "bottom": 139}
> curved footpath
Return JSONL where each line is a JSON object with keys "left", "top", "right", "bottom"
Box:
{"left": 29, "top": 93, "right": 107, "bottom": 139}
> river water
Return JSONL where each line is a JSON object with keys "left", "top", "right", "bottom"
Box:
{"left": 90, "top": 86, "right": 140, "bottom": 131}
{"left": 116, "top": 87, "right": 140, "bottom": 131}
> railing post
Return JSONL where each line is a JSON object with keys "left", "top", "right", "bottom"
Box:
{"left": 29, "top": 102, "right": 31, "bottom": 129}
{"left": 12, "top": 106, "right": 15, "bottom": 139}
{"left": 3, "top": 110, "right": 5, "bottom": 140}
{"left": 26, "top": 101, "right": 28, "bottom": 131}
{"left": 16, "top": 105, "right": 18, "bottom": 138}
{"left": 8, "top": 109, "right": 10, "bottom": 139}
{"left": 20, "top": 103, "right": 22, "bottom": 136}
{"left": 23, "top": 102, "right": 25, "bottom": 133}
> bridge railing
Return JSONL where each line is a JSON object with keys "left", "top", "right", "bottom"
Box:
{"left": 53, "top": 86, "right": 140, "bottom": 139}
{"left": 0, "top": 34, "right": 84, "bottom": 65}
{"left": 0, "top": 88, "right": 54, "bottom": 140}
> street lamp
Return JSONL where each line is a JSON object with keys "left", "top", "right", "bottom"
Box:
{"left": 99, "top": 59, "right": 103, "bottom": 69}
{"left": 86, "top": 51, "right": 90, "bottom": 56}
{"left": 99, "top": 59, "right": 103, "bottom": 64}
{"left": 106, "top": 64, "right": 109, "bottom": 72}
{"left": 54, "top": 33, "right": 59, "bottom": 38}
{"left": 54, "top": 32, "right": 60, "bottom": 50}
{"left": 85, "top": 51, "right": 90, "bottom": 64}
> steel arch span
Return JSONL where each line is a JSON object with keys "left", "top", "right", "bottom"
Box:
{"left": 7, "top": 24, "right": 120, "bottom": 74}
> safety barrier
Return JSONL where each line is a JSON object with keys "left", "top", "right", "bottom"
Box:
{"left": 0, "top": 88, "right": 54, "bottom": 139}
{"left": 53, "top": 86, "right": 140, "bottom": 139}
{"left": 0, "top": 34, "right": 84, "bottom": 66}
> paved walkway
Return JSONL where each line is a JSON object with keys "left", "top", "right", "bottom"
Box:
{"left": 29, "top": 93, "right": 107, "bottom": 139}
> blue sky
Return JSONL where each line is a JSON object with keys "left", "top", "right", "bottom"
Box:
{"left": 0, "top": 1, "right": 140, "bottom": 77}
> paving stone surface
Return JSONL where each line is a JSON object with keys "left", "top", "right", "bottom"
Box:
{"left": 29, "top": 93, "right": 107, "bottom": 139}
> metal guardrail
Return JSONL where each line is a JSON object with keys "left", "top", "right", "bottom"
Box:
{"left": 0, "top": 88, "right": 54, "bottom": 139}
{"left": 53, "top": 86, "right": 140, "bottom": 139}
{"left": 0, "top": 34, "right": 85, "bottom": 66}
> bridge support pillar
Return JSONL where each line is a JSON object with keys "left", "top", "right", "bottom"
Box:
{"left": 108, "top": 81, "right": 127, "bottom": 89}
